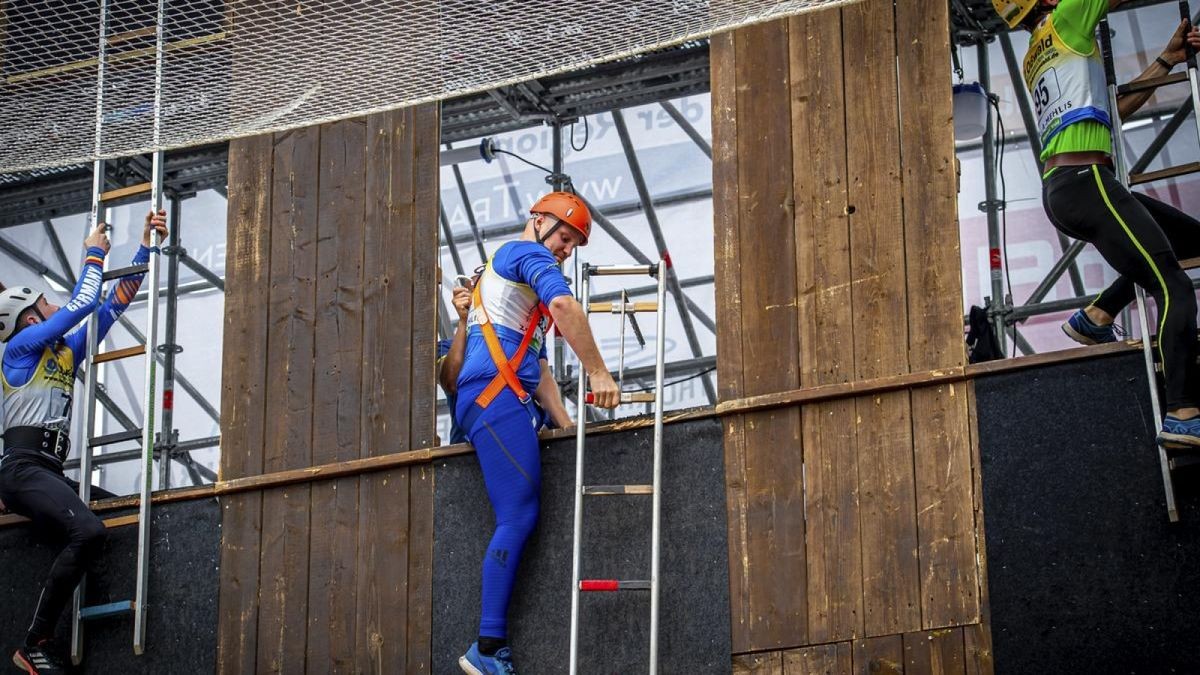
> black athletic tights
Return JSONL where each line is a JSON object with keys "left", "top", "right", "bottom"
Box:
{"left": 0, "top": 453, "right": 114, "bottom": 644}
{"left": 1043, "top": 164, "right": 1200, "bottom": 410}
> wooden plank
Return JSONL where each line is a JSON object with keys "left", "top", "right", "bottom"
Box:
{"left": 734, "top": 16, "right": 806, "bottom": 652}
{"left": 845, "top": 0, "right": 921, "bottom": 640}
{"left": 856, "top": 392, "right": 920, "bottom": 637}
{"left": 407, "top": 463, "right": 435, "bottom": 673}
{"left": 903, "top": 628, "right": 967, "bottom": 675}
{"left": 216, "top": 132, "right": 273, "bottom": 675}
{"left": 92, "top": 344, "right": 145, "bottom": 364}
{"left": 784, "top": 642, "right": 853, "bottom": 675}
{"left": 844, "top": 0, "right": 908, "bottom": 381}
{"left": 716, "top": 367, "right": 967, "bottom": 417}
{"left": 896, "top": 0, "right": 964, "bottom": 372}
{"left": 256, "top": 124, "right": 319, "bottom": 673}
{"left": 853, "top": 635, "right": 904, "bottom": 675}
{"left": 306, "top": 118, "right": 367, "bottom": 672}
{"left": 710, "top": 27, "right": 754, "bottom": 653}
{"left": 734, "top": 651, "right": 785, "bottom": 674}
{"left": 964, "top": 386, "right": 994, "bottom": 675}
{"left": 409, "top": 102, "right": 441, "bottom": 451}
{"left": 913, "top": 385, "right": 979, "bottom": 629}
{"left": 790, "top": 7, "right": 862, "bottom": 645}
{"left": 356, "top": 108, "right": 413, "bottom": 671}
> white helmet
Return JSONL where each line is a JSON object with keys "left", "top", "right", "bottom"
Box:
{"left": 0, "top": 287, "right": 42, "bottom": 342}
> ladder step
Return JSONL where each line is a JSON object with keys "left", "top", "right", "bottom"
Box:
{"left": 89, "top": 429, "right": 143, "bottom": 448}
{"left": 102, "top": 263, "right": 149, "bottom": 281}
{"left": 79, "top": 600, "right": 134, "bottom": 620}
{"left": 1116, "top": 71, "right": 1188, "bottom": 95}
{"left": 583, "top": 484, "right": 654, "bottom": 496}
{"left": 99, "top": 182, "right": 152, "bottom": 203}
{"left": 580, "top": 579, "right": 651, "bottom": 592}
{"left": 102, "top": 514, "right": 140, "bottom": 529}
{"left": 586, "top": 264, "right": 658, "bottom": 277}
{"left": 1130, "top": 162, "right": 1200, "bottom": 186}
{"left": 92, "top": 345, "right": 146, "bottom": 365}
{"left": 1179, "top": 257, "right": 1200, "bottom": 271}
{"left": 587, "top": 301, "right": 659, "bottom": 314}
{"left": 585, "top": 392, "right": 657, "bottom": 405}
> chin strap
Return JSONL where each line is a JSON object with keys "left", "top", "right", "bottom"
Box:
{"left": 534, "top": 214, "right": 562, "bottom": 244}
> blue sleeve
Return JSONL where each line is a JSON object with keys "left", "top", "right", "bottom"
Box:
{"left": 7, "top": 247, "right": 107, "bottom": 372}
{"left": 502, "top": 242, "right": 573, "bottom": 306}
{"left": 437, "top": 338, "right": 451, "bottom": 363}
{"left": 92, "top": 245, "right": 150, "bottom": 346}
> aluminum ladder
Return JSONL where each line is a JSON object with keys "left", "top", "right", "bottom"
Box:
{"left": 568, "top": 262, "right": 668, "bottom": 674}
{"left": 70, "top": 0, "right": 167, "bottom": 662}
{"left": 1099, "top": 0, "right": 1200, "bottom": 522}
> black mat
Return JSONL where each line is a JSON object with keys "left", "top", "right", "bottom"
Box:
{"left": 975, "top": 351, "right": 1200, "bottom": 674}
{"left": 432, "top": 417, "right": 730, "bottom": 674}
{"left": 0, "top": 496, "right": 220, "bottom": 673}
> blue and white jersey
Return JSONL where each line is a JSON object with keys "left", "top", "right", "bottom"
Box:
{"left": 2, "top": 246, "right": 149, "bottom": 435}
{"left": 457, "top": 241, "right": 571, "bottom": 394}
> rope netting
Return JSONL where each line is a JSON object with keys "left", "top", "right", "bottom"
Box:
{"left": 0, "top": 0, "right": 859, "bottom": 173}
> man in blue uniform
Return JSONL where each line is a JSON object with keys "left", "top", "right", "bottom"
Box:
{"left": 0, "top": 210, "right": 167, "bottom": 674}
{"left": 456, "top": 192, "right": 618, "bottom": 675}
{"left": 438, "top": 274, "right": 571, "bottom": 445}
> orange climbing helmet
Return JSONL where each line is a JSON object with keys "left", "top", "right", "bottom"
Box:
{"left": 530, "top": 191, "right": 591, "bottom": 245}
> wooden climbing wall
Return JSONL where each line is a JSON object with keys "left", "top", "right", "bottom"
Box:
{"left": 712, "top": 1, "right": 992, "bottom": 672}
{"left": 215, "top": 104, "right": 440, "bottom": 674}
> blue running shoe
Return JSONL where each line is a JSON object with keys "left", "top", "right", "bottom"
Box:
{"left": 1158, "top": 416, "right": 1200, "bottom": 449}
{"left": 459, "top": 643, "right": 517, "bottom": 675}
{"left": 1061, "top": 309, "right": 1117, "bottom": 345}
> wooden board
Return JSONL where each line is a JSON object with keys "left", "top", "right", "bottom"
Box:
{"left": 216, "top": 131, "right": 273, "bottom": 675}
{"left": 853, "top": 634, "right": 905, "bottom": 675}
{"left": 256, "top": 124, "right": 319, "bottom": 672}
{"left": 306, "top": 118, "right": 367, "bottom": 671}
{"left": 790, "top": 6, "right": 862, "bottom": 646}
{"left": 734, "top": 651, "right": 785, "bottom": 674}
{"left": 912, "top": 385, "right": 979, "bottom": 629}
{"left": 784, "top": 642, "right": 853, "bottom": 675}
{"left": 903, "top": 628, "right": 967, "bottom": 675}
{"left": 895, "top": 0, "right": 964, "bottom": 372}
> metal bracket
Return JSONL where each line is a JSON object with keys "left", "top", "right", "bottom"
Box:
{"left": 977, "top": 199, "right": 1006, "bottom": 213}
{"left": 156, "top": 343, "right": 183, "bottom": 355}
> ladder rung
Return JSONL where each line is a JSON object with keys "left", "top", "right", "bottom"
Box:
{"left": 79, "top": 600, "right": 134, "bottom": 620}
{"left": 103, "top": 263, "right": 149, "bottom": 281}
{"left": 107, "top": 26, "right": 156, "bottom": 45}
{"left": 583, "top": 484, "right": 654, "bottom": 496}
{"left": 585, "top": 392, "right": 657, "bottom": 405}
{"left": 1130, "top": 162, "right": 1200, "bottom": 186}
{"left": 587, "top": 301, "right": 659, "bottom": 314}
{"left": 1169, "top": 452, "right": 1200, "bottom": 470}
{"left": 99, "top": 182, "right": 152, "bottom": 203}
{"left": 1179, "top": 257, "right": 1200, "bottom": 271}
{"left": 102, "top": 514, "right": 140, "bottom": 528}
{"left": 1116, "top": 71, "right": 1188, "bottom": 95}
{"left": 92, "top": 344, "right": 146, "bottom": 365}
{"left": 586, "top": 264, "right": 657, "bottom": 277}
{"left": 580, "top": 579, "right": 651, "bottom": 592}
{"left": 89, "top": 429, "right": 143, "bottom": 447}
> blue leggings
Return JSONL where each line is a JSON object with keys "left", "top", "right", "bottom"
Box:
{"left": 458, "top": 386, "right": 542, "bottom": 639}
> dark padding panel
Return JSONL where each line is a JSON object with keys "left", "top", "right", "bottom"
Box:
{"left": 975, "top": 351, "right": 1200, "bottom": 674}
{"left": 433, "top": 417, "right": 731, "bottom": 674}
{"left": 0, "top": 496, "right": 220, "bottom": 673}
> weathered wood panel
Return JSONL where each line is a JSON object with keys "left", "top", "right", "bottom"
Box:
{"left": 218, "top": 103, "right": 440, "bottom": 674}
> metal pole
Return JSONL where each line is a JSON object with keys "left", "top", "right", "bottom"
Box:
{"left": 438, "top": 203, "right": 465, "bottom": 277}
{"left": 552, "top": 122, "right": 568, "bottom": 385}
{"left": 1182, "top": 1, "right": 1200, "bottom": 150}
{"left": 159, "top": 195, "right": 182, "bottom": 491}
{"left": 176, "top": 251, "right": 225, "bottom": 292}
{"left": 44, "top": 219, "right": 77, "bottom": 284}
{"left": 978, "top": 44, "right": 1008, "bottom": 352}
{"left": 659, "top": 101, "right": 712, "bottom": 159}
{"left": 568, "top": 267, "right": 590, "bottom": 675}
{"left": 648, "top": 261, "right": 667, "bottom": 674}
{"left": 1129, "top": 98, "right": 1192, "bottom": 174}
{"left": 117, "top": 315, "right": 220, "bottom": 424}
{"left": 612, "top": 110, "right": 716, "bottom": 403}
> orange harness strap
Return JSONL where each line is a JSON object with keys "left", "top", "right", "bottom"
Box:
{"left": 472, "top": 282, "right": 553, "bottom": 408}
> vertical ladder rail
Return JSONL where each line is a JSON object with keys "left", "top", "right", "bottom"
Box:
{"left": 647, "top": 263, "right": 667, "bottom": 675}
{"left": 72, "top": 0, "right": 110, "bottom": 661}
{"left": 568, "top": 267, "right": 591, "bottom": 675}
{"left": 1185, "top": 1, "right": 1200, "bottom": 145}
{"left": 1100, "top": 15, "right": 1182, "bottom": 521}
{"left": 135, "top": 0, "right": 168, "bottom": 652}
